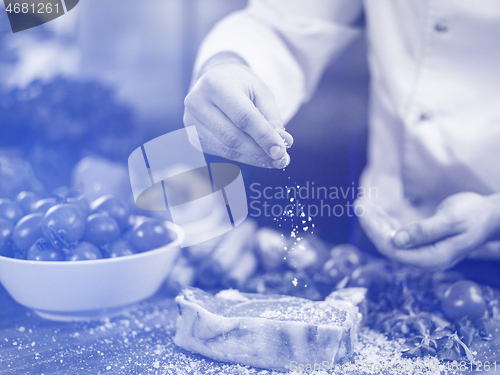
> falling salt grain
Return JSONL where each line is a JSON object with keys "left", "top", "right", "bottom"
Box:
{"left": 18, "top": 327, "right": 25, "bottom": 332}
{"left": 292, "top": 278, "right": 298, "bottom": 287}
{"left": 106, "top": 365, "right": 111, "bottom": 370}
{"left": 31, "top": 342, "right": 36, "bottom": 346}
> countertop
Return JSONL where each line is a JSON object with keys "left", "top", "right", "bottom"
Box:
{"left": 0, "top": 284, "right": 276, "bottom": 375}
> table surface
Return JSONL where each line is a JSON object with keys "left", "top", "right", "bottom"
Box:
{"left": 0, "top": 284, "right": 281, "bottom": 375}
{"left": 2, "top": 283, "right": 500, "bottom": 375}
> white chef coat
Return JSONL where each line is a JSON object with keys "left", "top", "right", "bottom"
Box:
{"left": 194, "top": 0, "right": 500, "bottom": 225}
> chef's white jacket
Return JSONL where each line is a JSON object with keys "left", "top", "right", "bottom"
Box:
{"left": 194, "top": 0, "right": 500, "bottom": 225}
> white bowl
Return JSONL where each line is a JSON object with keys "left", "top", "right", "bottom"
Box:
{"left": 0, "top": 221, "right": 181, "bottom": 321}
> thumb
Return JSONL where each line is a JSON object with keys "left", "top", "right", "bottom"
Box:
{"left": 392, "top": 213, "right": 461, "bottom": 248}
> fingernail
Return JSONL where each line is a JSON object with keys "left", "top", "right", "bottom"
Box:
{"left": 269, "top": 145, "right": 282, "bottom": 159}
{"left": 272, "top": 153, "right": 290, "bottom": 169}
{"left": 393, "top": 230, "right": 410, "bottom": 248}
{"left": 278, "top": 129, "right": 294, "bottom": 149}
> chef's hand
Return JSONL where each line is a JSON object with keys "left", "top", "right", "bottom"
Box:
{"left": 356, "top": 192, "right": 500, "bottom": 271}
{"left": 184, "top": 52, "right": 293, "bottom": 169}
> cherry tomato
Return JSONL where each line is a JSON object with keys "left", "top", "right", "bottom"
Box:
{"left": 66, "top": 196, "right": 91, "bottom": 216}
{"left": 107, "top": 239, "right": 137, "bottom": 258}
{"left": 16, "top": 191, "right": 39, "bottom": 215}
{"left": 0, "top": 218, "right": 14, "bottom": 257}
{"left": 348, "top": 262, "right": 392, "bottom": 296}
{"left": 83, "top": 213, "right": 120, "bottom": 246}
{"left": 323, "top": 244, "right": 365, "bottom": 284}
{"left": 129, "top": 218, "right": 171, "bottom": 252}
{"left": 66, "top": 241, "right": 103, "bottom": 261}
{"left": 441, "top": 280, "right": 486, "bottom": 321}
{"left": 42, "top": 204, "right": 85, "bottom": 247}
{"left": 27, "top": 238, "right": 65, "bottom": 261}
{"left": 12, "top": 213, "right": 44, "bottom": 253}
{"left": 0, "top": 199, "right": 23, "bottom": 223}
{"left": 91, "top": 195, "right": 130, "bottom": 231}
{"left": 33, "top": 198, "right": 58, "bottom": 214}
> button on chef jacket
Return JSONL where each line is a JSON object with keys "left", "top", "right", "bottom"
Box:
{"left": 193, "top": 0, "right": 500, "bottom": 225}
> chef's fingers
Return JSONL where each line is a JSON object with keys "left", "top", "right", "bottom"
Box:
{"left": 207, "top": 75, "right": 290, "bottom": 161}
{"left": 252, "top": 83, "right": 294, "bottom": 148}
{"left": 356, "top": 198, "right": 472, "bottom": 270}
{"left": 184, "top": 102, "right": 271, "bottom": 164}
{"left": 185, "top": 112, "right": 290, "bottom": 169}
{"left": 387, "top": 233, "right": 471, "bottom": 271}
{"left": 392, "top": 213, "right": 462, "bottom": 249}
{"left": 185, "top": 66, "right": 291, "bottom": 167}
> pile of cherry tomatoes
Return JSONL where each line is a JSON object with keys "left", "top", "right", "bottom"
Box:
{"left": 0, "top": 193, "right": 173, "bottom": 261}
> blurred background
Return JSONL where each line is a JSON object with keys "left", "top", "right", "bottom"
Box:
{"left": 0, "top": 0, "right": 369, "bottom": 244}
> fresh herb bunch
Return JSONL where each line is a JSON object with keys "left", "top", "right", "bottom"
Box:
{"left": 365, "top": 263, "right": 498, "bottom": 363}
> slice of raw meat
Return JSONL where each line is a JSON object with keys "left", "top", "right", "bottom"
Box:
{"left": 174, "top": 287, "right": 362, "bottom": 371}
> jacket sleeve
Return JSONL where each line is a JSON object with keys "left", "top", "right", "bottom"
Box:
{"left": 193, "top": 0, "right": 363, "bottom": 123}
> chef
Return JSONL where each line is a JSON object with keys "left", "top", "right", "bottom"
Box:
{"left": 183, "top": 0, "right": 500, "bottom": 272}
